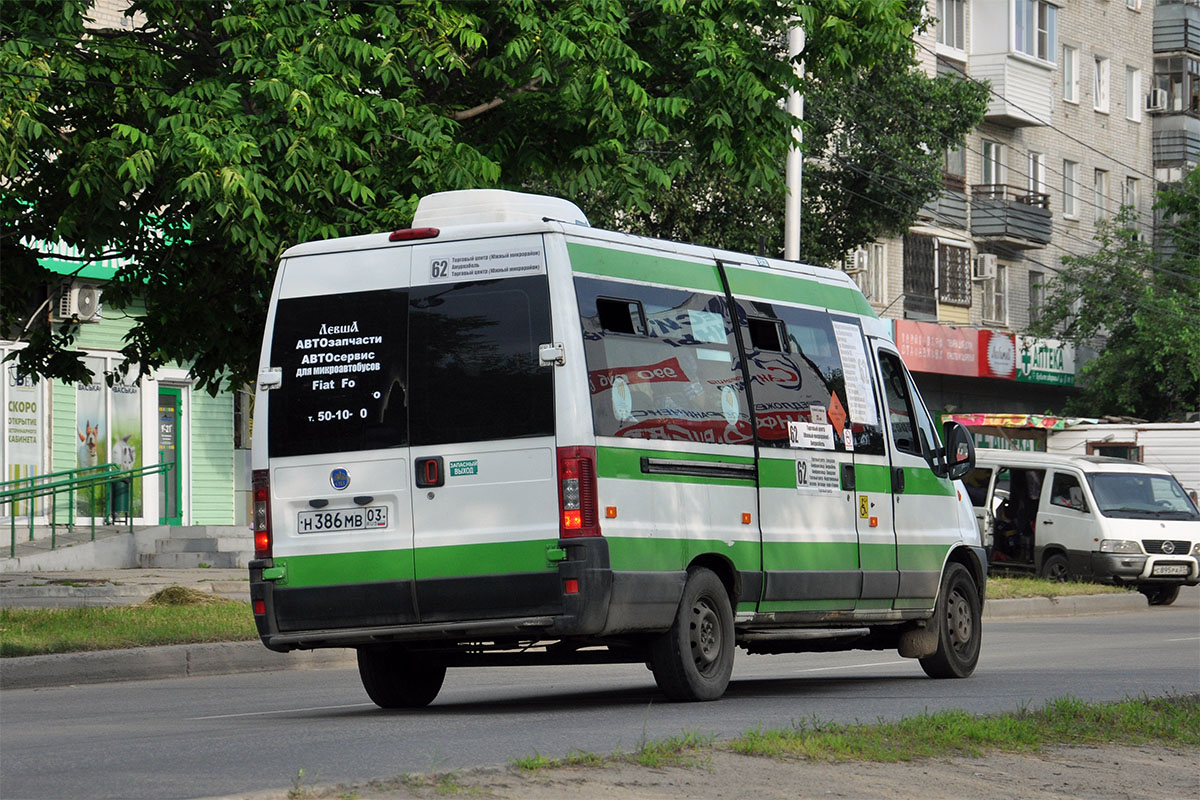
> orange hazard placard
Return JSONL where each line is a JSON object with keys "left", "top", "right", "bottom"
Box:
{"left": 828, "top": 393, "right": 847, "bottom": 435}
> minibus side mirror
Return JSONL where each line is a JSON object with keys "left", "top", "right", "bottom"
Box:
{"left": 928, "top": 421, "right": 975, "bottom": 481}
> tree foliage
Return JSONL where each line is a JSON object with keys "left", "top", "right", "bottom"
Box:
{"left": 2, "top": 0, "right": 923, "bottom": 391}
{"left": 581, "top": 14, "right": 989, "bottom": 266}
{"left": 1029, "top": 171, "right": 1200, "bottom": 420}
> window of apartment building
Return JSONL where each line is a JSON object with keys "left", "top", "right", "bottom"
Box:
{"left": 937, "top": 0, "right": 966, "bottom": 52}
{"left": 1027, "top": 152, "right": 1046, "bottom": 196}
{"left": 938, "top": 242, "right": 972, "bottom": 306}
{"left": 1126, "top": 0, "right": 1141, "bottom": 10}
{"left": 1028, "top": 270, "right": 1045, "bottom": 325}
{"left": 1153, "top": 56, "right": 1200, "bottom": 115}
{"left": 1063, "top": 45, "right": 1079, "bottom": 102}
{"left": 944, "top": 145, "right": 966, "bottom": 191}
{"left": 982, "top": 140, "right": 1005, "bottom": 186}
{"left": 902, "top": 233, "right": 937, "bottom": 319}
{"left": 983, "top": 264, "right": 1008, "bottom": 325}
{"left": 1125, "top": 66, "right": 1142, "bottom": 121}
{"left": 1015, "top": 0, "right": 1056, "bottom": 62}
{"left": 1094, "top": 56, "right": 1110, "bottom": 112}
{"left": 1094, "top": 169, "right": 1110, "bottom": 223}
{"left": 849, "top": 242, "right": 887, "bottom": 304}
{"left": 1123, "top": 176, "right": 1139, "bottom": 211}
{"left": 1063, "top": 160, "right": 1080, "bottom": 218}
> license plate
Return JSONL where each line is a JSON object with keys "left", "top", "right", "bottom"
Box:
{"left": 297, "top": 506, "right": 388, "bottom": 534}
{"left": 1151, "top": 563, "right": 1190, "bottom": 576}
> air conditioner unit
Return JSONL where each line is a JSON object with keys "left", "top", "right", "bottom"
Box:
{"left": 846, "top": 249, "right": 869, "bottom": 275}
{"left": 54, "top": 280, "right": 103, "bottom": 322}
{"left": 1146, "top": 88, "right": 1167, "bottom": 112}
{"left": 972, "top": 253, "right": 998, "bottom": 281}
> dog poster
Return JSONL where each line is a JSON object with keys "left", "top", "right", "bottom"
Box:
{"left": 75, "top": 357, "right": 107, "bottom": 516}
{"left": 111, "top": 372, "right": 142, "bottom": 516}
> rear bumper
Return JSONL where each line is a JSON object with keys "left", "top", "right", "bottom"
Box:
{"left": 250, "top": 537, "right": 683, "bottom": 651}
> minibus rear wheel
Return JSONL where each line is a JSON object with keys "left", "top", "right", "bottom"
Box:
{"left": 649, "top": 567, "right": 734, "bottom": 701}
{"left": 357, "top": 646, "right": 447, "bottom": 708}
{"left": 919, "top": 562, "right": 982, "bottom": 679}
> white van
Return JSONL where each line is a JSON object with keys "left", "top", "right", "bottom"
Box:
{"left": 965, "top": 451, "right": 1200, "bottom": 605}
{"left": 249, "top": 190, "right": 983, "bottom": 706}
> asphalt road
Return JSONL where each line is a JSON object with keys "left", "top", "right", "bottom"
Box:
{"left": 3, "top": 597, "right": 1198, "bottom": 800}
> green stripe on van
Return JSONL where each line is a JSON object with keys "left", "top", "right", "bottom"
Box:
{"left": 567, "top": 242, "right": 723, "bottom": 292}
{"left": 724, "top": 266, "right": 877, "bottom": 317}
{"left": 274, "top": 540, "right": 560, "bottom": 587}
{"left": 607, "top": 535, "right": 761, "bottom": 573}
{"left": 276, "top": 550, "right": 414, "bottom": 588}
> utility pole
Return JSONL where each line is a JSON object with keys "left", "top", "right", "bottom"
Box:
{"left": 784, "top": 24, "right": 805, "bottom": 262}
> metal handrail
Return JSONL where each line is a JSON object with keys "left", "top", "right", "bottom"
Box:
{"left": 3, "top": 462, "right": 175, "bottom": 558}
{"left": 971, "top": 183, "right": 1051, "bottom": 209}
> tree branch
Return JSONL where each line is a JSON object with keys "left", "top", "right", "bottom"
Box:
{"left": 449, "top": 75, "right": 544, "bottom": 121}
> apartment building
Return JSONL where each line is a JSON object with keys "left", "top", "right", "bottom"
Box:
{"left": 852, "top": 0, "right": 1184, "bottom": 418}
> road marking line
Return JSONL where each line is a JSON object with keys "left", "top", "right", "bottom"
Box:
{"left": 191, "top": 703, "right": 374, "bottom": 720}
{"left": 1165, "top": 636, "right": 1200, "bottom": 642}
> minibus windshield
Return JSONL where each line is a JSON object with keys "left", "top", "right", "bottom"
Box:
{"left": 1086, "top": 472, "right": 1200, "bottom": 520}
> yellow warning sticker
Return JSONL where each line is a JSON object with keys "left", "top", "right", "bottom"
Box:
{"left": 859, "top": 494, "right": 870, "bottom": 518}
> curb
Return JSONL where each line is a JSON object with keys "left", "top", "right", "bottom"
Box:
{"left": 982, "top": 592, "right": 1148, "bottom": 619}
{"left": 0, "top": 640, "right": 355, "bottom": 690}
{"left": 0, "top": 594, "right": 1150, "bottom": 691}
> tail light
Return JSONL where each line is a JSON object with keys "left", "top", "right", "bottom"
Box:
{"left": 557, "top": 446, "right": 600, "bottom": 538}
{"left": 252, "top": 469, "right": 272, "bottom": 558}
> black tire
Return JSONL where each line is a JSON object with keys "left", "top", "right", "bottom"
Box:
{"left": 356, "top": 646, "right": 446, "bottom": 709}
{"left": 1139, "top": 584, "right": 1181, "bottom": 606}
{"left": 1039, "top": 552, "right": 1070, "bottom": 582}
{"left": 649, "top": 567, "right": 734, "bottom": 701}
{"left": 919, "top": 562, "right": 982, "bottom": 679}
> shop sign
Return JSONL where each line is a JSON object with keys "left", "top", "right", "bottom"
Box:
{"left": 1016, "top": 335, "right": 1076, "bottom": 386}
{"left": 893, "top": 320, "right": 977, "bottom": 376}
{"left": 977, "top": 330, "right": 1016, "bottom": 380}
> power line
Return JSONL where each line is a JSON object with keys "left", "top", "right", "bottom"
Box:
{"left": 829, "top": 76, "right": 1200, "bottom": 253}
{"left": 912, "top": 38, "right": 1200, "bottom": 206}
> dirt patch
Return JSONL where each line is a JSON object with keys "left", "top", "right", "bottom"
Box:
{"left": 282, "top": 744, "right": 1199, "bottom": 800}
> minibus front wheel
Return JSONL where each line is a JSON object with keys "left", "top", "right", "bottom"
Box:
{"left": 649, "top": 567, "right": 734, "bottom": 701}
{"left": 357, "top": 646, "right": 447, "bottom": 709}
{"left": 919, "top": 562, "right": 982, "bottom": 679}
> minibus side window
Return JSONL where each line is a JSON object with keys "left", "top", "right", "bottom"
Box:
{"left": 877, "top": 352, "right": 922, "bottom": 457}
{"left": 736, "top": 301, "right": 883, "bottom": 454}
{"left": 1049, "top": 472, "right": 1088, "bottom": 512}
{"left": 576, "top": 277, "right": 751, "bottom": 445}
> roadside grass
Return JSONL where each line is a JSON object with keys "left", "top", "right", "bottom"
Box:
{"left": 727, "top": 694, "right": 1199, "bottom": 762}
{"left": 506, "top": 695, "right": 1198, "bottom": 778}
{"left": 0, "top": 577, "right": 1137, "bottom": 658}
{"left": 0, "top": 586, "right": 257, "bottom": 657}
{"left": 987, "top": 575, "right": 1130, "bottom": 599}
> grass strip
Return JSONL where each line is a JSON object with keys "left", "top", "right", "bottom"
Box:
{"left": 727, "top": 694, "right": 1200, "bottom": 762}
{"left": 511, "top": 695, "right": 1198, "bottom": 775}
{"left": 0, "top": 589, "right": 258, "bottom": 657}
{"left": 986, "top": 576, "right": 1130, "bottom": 599}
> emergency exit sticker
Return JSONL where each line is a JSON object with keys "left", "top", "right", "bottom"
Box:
{"left": 448, "top": 459, "right": 478, "bottom": 477}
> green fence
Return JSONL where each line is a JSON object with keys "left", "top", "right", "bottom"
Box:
{"left": 1, "top": 462, "right": 174, "bottom": 558}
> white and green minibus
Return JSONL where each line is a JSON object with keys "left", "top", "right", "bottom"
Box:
{"left": 250, "top": 190, "right": 984, "bottom": 705}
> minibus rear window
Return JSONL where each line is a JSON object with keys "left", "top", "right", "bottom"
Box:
{"left": 268, "top": 276, "right": 553, "bottom": 457}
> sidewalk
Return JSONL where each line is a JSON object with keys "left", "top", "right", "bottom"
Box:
{"left": 0, "top": 567, "right": 1150, "bottom": 691}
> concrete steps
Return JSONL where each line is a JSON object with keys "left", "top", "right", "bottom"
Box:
{"left": 1, "top": 524, "right": 252, "bottom": 572}
{"left": 137, "top": 526, "right": 252, "bottom": 570}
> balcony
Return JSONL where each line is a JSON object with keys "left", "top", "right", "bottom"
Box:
{"left": 970, "top": 185, "right": 1052, "bottom": 249}
{"left": 967, "top": 53, "right": 1053, "bottom": 127}
{"left": 1153, "top": 0, "right": 1200, "bottom": 54}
